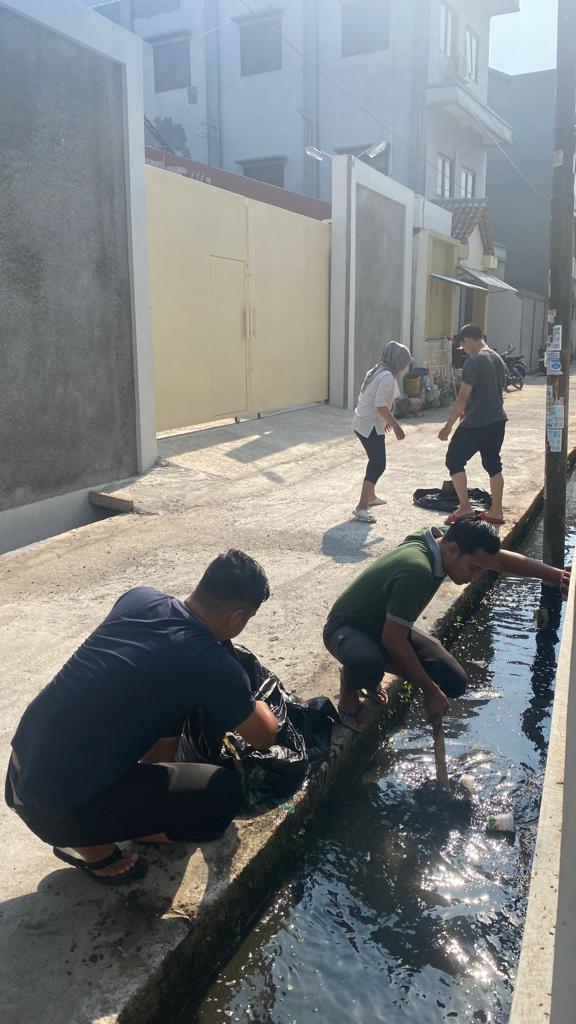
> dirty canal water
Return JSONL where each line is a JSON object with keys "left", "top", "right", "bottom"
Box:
{"left": 191, "top": 493, "right": 576, "bottom": 1024}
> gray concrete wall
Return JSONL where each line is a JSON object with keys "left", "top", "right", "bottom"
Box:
{"left": 354, "top": 185, "right": 405, "bottom": 395}
{"left": 330, "top": 156, "right": 414, "bottom": 409}
{"left": 509, "top": 568, "right": 576, "bottom": 1024}
{"left": 0, "top": 5, "right": 138, "bottom": 513}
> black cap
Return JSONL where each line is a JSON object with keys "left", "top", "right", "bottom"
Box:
{"left": 456, "top": 323, "right": 484, "bottom": 344}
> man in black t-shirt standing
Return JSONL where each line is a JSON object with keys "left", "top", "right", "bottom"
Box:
{"left": 6, "top": 550, "right": 278, "bottom": 886}
{"left": 438, "top": 324, "right": 508, "bottom": 526}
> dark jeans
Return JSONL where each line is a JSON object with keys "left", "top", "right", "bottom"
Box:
{"left": 355, "top": 428, "right": 386, "bottom": 485}
{"left": 5, "top": 758, "right": 244, "bottom": 847}
{"left": 323, "top": 620, "right": 467, "bottom": 697}
{"left": 446, "top": 421, "right": 506, "bottom": 478}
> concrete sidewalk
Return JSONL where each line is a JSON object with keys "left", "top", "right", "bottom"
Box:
{"left": 1, "top": 378, "right": 573, "bottom": 1024}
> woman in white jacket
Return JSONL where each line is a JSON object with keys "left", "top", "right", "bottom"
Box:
{"left": 352, "top": 340, "right": 412, "bottom": 523}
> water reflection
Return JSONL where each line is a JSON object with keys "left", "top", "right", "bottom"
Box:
{"left": 190, "top": 512, "right": 576, "bottom": 1024}
{"left": 522, "top": 585, "right": 563, "bottom": 758}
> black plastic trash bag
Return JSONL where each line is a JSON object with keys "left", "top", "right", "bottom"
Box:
{"left": 177, "top": 644, "right": 336, "bottom": 807}
{"left": 413, "top": 485, "right": 491, "bottom": 514}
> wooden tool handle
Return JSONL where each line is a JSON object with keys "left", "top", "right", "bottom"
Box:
{"left": 433, "top": 721, "right": 449, "bottom": 787}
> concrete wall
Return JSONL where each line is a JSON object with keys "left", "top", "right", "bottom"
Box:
{"left": 0, "top": 0, "right": 155, "bottom": 553}
{"left": 330, "top": 155, "right": 414, "bottom": 408}
{"left": 509, "top": 571, "right": 576, "bottom": 1024}
{"left": 147, "top": 165, "right": 330, "bottom": 431}
{"left": 353, "top": 185, "right": 405, "bottom": 388}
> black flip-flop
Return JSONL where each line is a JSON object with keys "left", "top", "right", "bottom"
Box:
{"left": 53, "top": 845, "right": 148, "bottom": 886}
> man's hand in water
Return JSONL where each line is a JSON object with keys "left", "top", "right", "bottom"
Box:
{"left": 561, "top": 566, "right": 572, "bottom": 600}
{"left": 423, "top": 683, "right": 449, "bottom": 723}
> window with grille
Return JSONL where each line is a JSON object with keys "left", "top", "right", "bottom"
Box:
{"left": 465, "top": 27, "right": 479, "bottom": 82}
{"left": 133, "top": 0, "right": 183, "bottom": 16}
{"left": 240, "top": 158, "right": 285, "bottom": 188}
{"left": 437, "top": 154, "right": 454, "bottom": 198}
{"left": 341, "top": 0, "right": 390, "bottom": 58}
{"left": 461, "top": 167, "right": 476, "bottom": 199}
{"left": 240, "top": 17, "right": 282, "bottom": 76}
{"left": 153, "top": 37, "right": 191, "bottom": 92}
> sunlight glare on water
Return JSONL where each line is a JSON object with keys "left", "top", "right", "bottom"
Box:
{"left": 190, "top": 490, "right": 576, "bottom": 1024}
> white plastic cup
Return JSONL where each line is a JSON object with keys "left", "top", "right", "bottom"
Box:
{"left": 459, "top": 773, "right": 475, "bottom": 795}
{"left": 486, "top": 812, "right": 515, "bottom": 833}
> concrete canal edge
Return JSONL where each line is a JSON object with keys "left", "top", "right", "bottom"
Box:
{"left": 120, "top": 449, "right": 576, "bottom": 1024}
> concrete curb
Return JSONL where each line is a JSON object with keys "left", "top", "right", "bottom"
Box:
{"left": 118, "top": 449, "right": 576, "bottom": 1024}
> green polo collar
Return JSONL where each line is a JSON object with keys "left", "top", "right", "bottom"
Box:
{"left": 425, "top": 527, "right": 446, "bottom": 578}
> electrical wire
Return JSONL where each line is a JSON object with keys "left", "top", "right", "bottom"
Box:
{"left": 237, "top": 0, "right": 545, "bottom": 200}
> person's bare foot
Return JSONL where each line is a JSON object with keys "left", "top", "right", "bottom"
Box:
{"left": 72, "top": 844, "right": 140, "bottom": 879}
{"left": 364, "top": 684, "right": 390, "bottom": 705}
{"left": 136, "top": 833, "right": 172, "bottom": 845}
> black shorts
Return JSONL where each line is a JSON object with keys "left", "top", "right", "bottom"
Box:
{"left": 323, "top": 620, "right": 467, "bottom": 697}
{"left": 5, "top": 758, "right": 244, "bottom": 847}
{"left": 446, "top": 421, "right": 506, "bottom": 478}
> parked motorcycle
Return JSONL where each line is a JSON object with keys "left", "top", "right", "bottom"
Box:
{"left": 501, "top": 345, "right": 525, "bottom": 390}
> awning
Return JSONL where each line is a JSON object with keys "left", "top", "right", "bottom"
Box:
{"left": 430, "top": 273, "right": 487, "bottom": 291}
{"left": 460, "top": 268, "right": 519, "bottom": 293}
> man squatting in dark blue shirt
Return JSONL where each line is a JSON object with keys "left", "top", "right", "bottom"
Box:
{"left": 6, "top": 550, "right": 278, "bottom": 885}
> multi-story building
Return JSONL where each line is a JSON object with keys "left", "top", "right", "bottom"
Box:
{"left": 487, "top": 68, "right": 576, "bottom": 365}
{"left": 83, "top": 0, "right": 517, "bottom": 203}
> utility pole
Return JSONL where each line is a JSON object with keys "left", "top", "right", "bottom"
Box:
{"left": 543, "top": 0, "right": 576, "bottom": 567}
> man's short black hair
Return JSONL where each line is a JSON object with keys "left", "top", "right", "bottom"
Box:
{"left": 196, "top": 549, "right": 270, "bottom": 610}
{"left": 444, "top": 516, "right": 501, "bottom": 556}
{"left": 457, "top": 323, "right": 484, "bottom": 343}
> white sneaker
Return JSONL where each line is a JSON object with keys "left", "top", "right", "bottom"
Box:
{"left": 352, "top": 507, "right": 376, "bottom": 523}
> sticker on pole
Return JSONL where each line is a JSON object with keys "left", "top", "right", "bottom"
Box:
{"left": 546, "top": 351, "right": 562, "bottom": 374}
{"left": 547, "top": 428, "right": 563, "bottom": 453}
{"left": 552, "top": 324, "right": 562, "bottom": 348}
{"left": 546, "top": 401, "right": 565, "bottom": 429}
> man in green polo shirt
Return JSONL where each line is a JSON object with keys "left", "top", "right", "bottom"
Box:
{"left": 323, "top": 517, "right": 567, "bottom": 731}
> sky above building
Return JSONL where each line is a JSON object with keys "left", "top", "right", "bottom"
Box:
{"left": 489, "top": 0, "right": 558, "bottom": 75}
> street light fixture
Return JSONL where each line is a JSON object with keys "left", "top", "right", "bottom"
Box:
{"left": 305, "top": 145, "right": 332, "bottom": 161}
{"left": 359, "top": 139, "right": 388, "bottom": 160}
{"left": 305, "top": 140, "right": 388, "bottom": 162}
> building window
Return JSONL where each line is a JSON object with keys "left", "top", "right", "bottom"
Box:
{"left": 437, "top": 154, "right": 453, "bottom": 198}
{"left": 341, "top": 0, "right": 390, "bottom": 58}
{"left": 133, "top": 0, "right": 183, "bottom": 15}
{"left": 465, "top": 27, "right": 479, "bottom": 82}
{"left": 239, "top": 17, "right": 282, "bottom": 76}
{"left": 439, "top": 2, "right": 455, "bottom": 57}
{"left": 91, "top": 1, "right": 122, "bottom": 23}
{"left": 153, "top": 37, "right": 191, "bottom": 93}
{"left": 240, "top": 158, "right": 285, "bottom": 189}
{"left": 461, "top": 167, "right": 476, "bottom": 198}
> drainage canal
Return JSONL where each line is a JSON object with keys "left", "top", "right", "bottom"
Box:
{"left": 189, "top": 486, "right": 575, "bottom": 1024}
